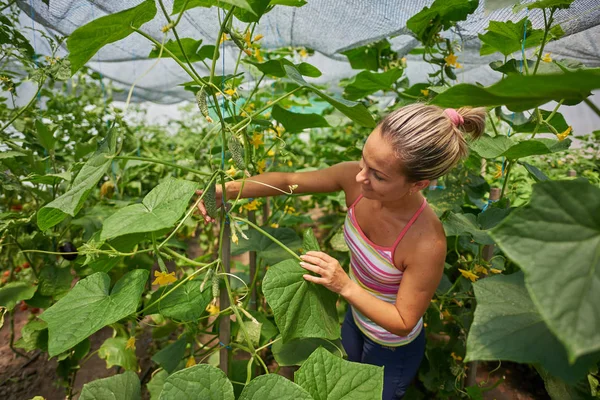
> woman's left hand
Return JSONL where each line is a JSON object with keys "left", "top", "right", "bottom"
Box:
{"left": 299, "top": 251, "right": 352, "bottom": 295}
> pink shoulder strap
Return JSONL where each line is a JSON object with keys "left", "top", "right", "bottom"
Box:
{"left": 349, "top": 194, "right": 363, "bottom": 210}
{"left": 391, "top": 198, "right": 428, "bottom": 251}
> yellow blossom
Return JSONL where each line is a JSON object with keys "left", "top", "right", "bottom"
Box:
{"left": 284, "top": 205, "right": 296, "bottom": 214}
{"left": 244, "top": 30, "right": 252, "bottom": 48}
{"left": 267, "top": 149, "right": 275, "bottom": 156}
{"left": 264, "top": 112, "right": 271, "bottom": 118}
{"left": 451, "top": 352, "right": 463, "bottom": 362}
{"left": 441, "top": 309, "right": 452, "bottom": 320}
{"left": 220, "top": 33, "right": 228, "bottom": 44}
{"left": 126, "top": 337, "right": 136, "bottom": 351}
{"left": 250, "top": 132, "right": 264, "bottom": 149}
{"left": 493, "top": 163, "right": 503, "bottom": 179}
{"left": 455, "top": 62, "right": 462, "bottom": 69}
{"left": 224, "top": 88, "right": 236, "bottom": 96}
{"left": 445, "top": 53, "right": 459, "bottom": 67}
{"left": 206, "top": 302, "right": 220, "bottom": 316}
{"left": 243, "top": 199, "right": 261, "bottom": 211}
{"left": 474, "top": 264, "right": 488, "bottom": 276}
{"left": 244, "top": 49, "right": 253, "bottom": 56}
{"left": 275, "top": 125, "right": 285, "bottom": 136}
{"left": 287, "top": 160, "right": 293, "bottom": 167}
{"left": 257, "top": 159, "right": 267, "bottom": 173}
{"left": 557, "top": 126, "right": 572, "bottom": 141}
{"left": 270, "top": 223, "right": 279, "bottom": 228}
{"left": 226, "top": 165, "right": 237, "bottom": 177}
{"left": 458, "top": 268, "right": 479, "bottom": 283}
{"left": 542, "top": 53, "right": 552, "bottom": 63}
{"left": 206, "top": 116, "right": 214, "bottom": 123}
{"left": 253, "top": 34, "right": 263, "bottom": 42}
{"left": 420, "top": 89, "right": 429, "bottom": 97}
{"left": 245, "top": 102, "right": 255, "bottom": 112}
{"left": 186, "top": 356, "right": 196, "bottom": 368}
{"left": 232, "top": 230, "right": 239, "bottom": 245}
{"left": 490, "top": 268, "right": 503, "bottom": 274}
{"left": 254, "top": 48, "right": 264, "bottom": 63}
{"left": 299, "top": 48, "right": 308, "bottom": 58}
{"left": 153, "top": 270, "right": 177, "bottom": 286}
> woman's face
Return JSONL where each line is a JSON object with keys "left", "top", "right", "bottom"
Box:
{"left": 356, "top": 127, "right": 428, "bottom": 201}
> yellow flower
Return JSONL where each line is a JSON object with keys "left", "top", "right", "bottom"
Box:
{"left": 557, "top": 126, "right": 572, "bottom": 141}
{"left": 401, "top": 57, "right": 407, "bottom": 67}
{"left": 244, "top": 49, "right": 253, "bottom": 56}
{"left": 275, "top": 125, "right": 285, "bottom": 137}
{"left": 299, "top": 48, "right": 308, "bottom": 58}
{"left": 270, "top": 223, "right": 279, "bottom": 228}
{"left": 232, "top": 230, "right": 239, "bottom": 245}
{"left": 493, "top": 163, "right": 503, "bottom": 179}
{"left": 474, "top": 264, "right": 488, "bottom": 276}
{"left": 284, "top": 205, "right": 296, "bottom": 214}
{"left": 455, "top": 62, "right": 462, "bottom": 69}
{"left": 220, "top": 33, "right": 228, "bottom": 44}
{"left": 245, "top": 102, "right": 255, "bottom": 112}
{"left": 287, "top": 160, "right": 293, "bottom": 167}
{"left": 441, "top": 309, "right": 452, "bottom": 320}
{"left": 458, "top": 268, "right": 479, "bottom": 283}
{"left": 420, "top": 89, "right": 429, "bottom": 97}
{"left": 243, "top": 199, "right": 261, "bottom": 211}
{"left": 126, "top": 337, "right": 136, "bottom": 351}
{"left": 267, "top": 149, "right": 275, "bottom": 156}
{"left": 244, "top": 30, "right": 252, "bottom": 48}
{"left": 254, "top": 48, "right": 264, "bottom": 63}
{"left": 253, "top": 34, "right": 264, "bottom": 42}
{"left": 257, "top": 159, "right": 267, "bottom": 173}
{"left": 445, "top": 53, "right": 459, "bottom": 67}
{"left": 490, "top": 268, "right": 503, "bottom": 274}
{"left": 206, "top": 302, "right": 220, "bottom": 316}
{"left": 542, "top": 53, "right": 552, "bottom": 63}
{"left": 264, "top": 112, "right": 271, "bottom": 118}
{"left": 205, "top": 116, "right": 214, "bottom": 123}
{"left": 224, "top": 88, "right": 236, "bottom": 96}
{"left": 226, "top": 165, "right": 237, "bottom": 177}
{"left": 186, "top": 356, "right": 196, "bottom": 368}
{"left": 153, "top": 270, "right": 177, "bottom": 286}
{"left": 451, "top": 352, "right": 463, "bottom": 362}
{"left": 250, "top": 132, "right": 264, "bottom": 149}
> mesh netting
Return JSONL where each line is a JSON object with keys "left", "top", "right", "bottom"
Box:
{"left": 13, "top": 0, "right": 600, "bottom": 104}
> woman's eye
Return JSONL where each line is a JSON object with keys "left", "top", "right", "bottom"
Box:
{"left": 373, "top": 172, "right": 384, "bottom": 181}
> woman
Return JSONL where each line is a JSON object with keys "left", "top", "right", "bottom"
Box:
{"left": 196, "top": 103, "right": 486, "bottom": 399}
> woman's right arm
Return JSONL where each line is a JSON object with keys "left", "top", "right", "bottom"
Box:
{"left": 196, "top": 161, "right": 358, "bottom": 222}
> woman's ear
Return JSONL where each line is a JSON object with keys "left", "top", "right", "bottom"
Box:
{"left": 413, "top": 180, "right": 430, "bottom": 192}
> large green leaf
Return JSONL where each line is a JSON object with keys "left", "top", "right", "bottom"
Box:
{"left": 263, "top": 259, "right": 340, "bottom": 342}
{"left": 0, "top": 282, "right": 37, "bottom": 311}
{"left": 272, "top": 104, "right": 330, "bottom": 132}
{"left": 431, "top": 69, "right": 600, "bottom": 111}
{"left": 148, "top": 38, "right": 216, "bottom": 63}
{"left": 231, "top": 226, "right": 301, "bottom": 265}
{"left": 244, "top": 59, "right": 321, "bottom": 78}
{"left": 283, "top": 64, "right": 376, "bottom": 128}
{"left": 496, "top": 108, "right": 569, "bottom": 134}
{"left": 239, "top": 374, "right": 313, "bottom": 400}
{"left": 407, "top": 0, "right": 478, "bottom": 42}
{"left": 37, "top": 128, "right": 118, "bottom": 231}
{"left": 100, "top": 178, "right": 198, "bottom": 240}
{"left": 79, "top": 371, "right": 141, "bottom": 400}
{"left": 38, "top": 265, "right": 71, "bottom": 298}
{"left": 466, "top": 272, "right": 599, "bottom": 383}
{"left": 272, "top": 337, "right": 345, "bottom": 366}
{"left": 490, "top": 180, "right": 600, "bottom": 362}
{"left": 14, "top": 319, "right": 48, "bottom": 352}
{"left": 67, "top": 1, "right": 157, "bottom": 74}
{"left": 302, "top": 228, "right": 320, "bottom": 252}
{"left": 152, "top": 338, "right": 187, "bottom": 374}
{"left": 159, "top": 364, "right": 235, "bottom": 400}
{"left": 144, "top": 280, "right": 212, "bottom": 321}
{"left": 147, "top": 369, "right": 169, "bottom": 400}
{"left": 343, "top": 68, "right": 404, "bottom": 100}
{"left": 98, "top": 337, "right": 138, "bottom": 371}
{"left": 442, "top": 212, "right": 494, "bottom": 245}
{"left": 39, "top": 269, "right": 148, "bottom": 357}
{"left": 470, "top": 135, "right": 571, "bottom": 159}
{"left": 479, "top": 18, "right": 545, "bottom": 56}
{"left": 295, "top": 347, "right": 384, "bottom": 400}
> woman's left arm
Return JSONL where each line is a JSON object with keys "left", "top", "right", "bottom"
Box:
{"left": 300, "top": 237, "right": 446, "bottom": 337}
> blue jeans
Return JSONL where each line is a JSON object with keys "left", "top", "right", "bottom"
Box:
{"left": 341, "top": 307, "right": 426, "bottom": 400}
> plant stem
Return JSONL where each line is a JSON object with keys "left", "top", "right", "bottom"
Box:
{"left": 500, "top": 161, "right": 513, "bottom": 199}
{"left": 0, "top": 84, "right": 43, "bottom": 134}
{"left": 532, "top": 8, "right": 554, "bottom": 75}
{"left": 232, "top": 87, "right": 302, "bottom": 132}
{"left": 234, "top": 216, "right": 301, "bottom": 261}
{"left": 209, "top": 8, "right": 235, "bottom": 85}
{"left": 111, "top": 155, "right": 211, "bottom": 176}
{"left": 584, "top": 98, "right": 600, "bottom": 119}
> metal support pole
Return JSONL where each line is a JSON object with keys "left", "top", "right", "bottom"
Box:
{"left": 219, "top": 206, "right": 231, "bottom": 375}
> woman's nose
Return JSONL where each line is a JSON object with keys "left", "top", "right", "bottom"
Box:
{"left": 356, "top": 168, "right": 368, "bottom": 184}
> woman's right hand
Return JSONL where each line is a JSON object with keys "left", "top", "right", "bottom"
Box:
{"left": 195, "top": 185, "right": 223, "bottom": 224}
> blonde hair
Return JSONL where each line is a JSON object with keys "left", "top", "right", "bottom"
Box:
{"left": 378, "top": 103, "right": 486, "bottom": 181}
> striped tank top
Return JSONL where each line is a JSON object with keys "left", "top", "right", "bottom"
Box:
{"left": 343, "top": 194, "right": 427, "bottom": 346}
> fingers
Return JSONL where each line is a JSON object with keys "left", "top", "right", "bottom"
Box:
{"left": 300, "top": 254, "right": 326, "bottom": 267}
{"left": 300, "top": 261, "right": 323, "bottom": 275}
{"left": 303, "top": 274, "right": 325, "bottom": 284}
{"left": 305, "top": 251, "right": 334, "bottom": 262}
{"left": 195, "top": 190, "right": 215, "bottom": 224}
